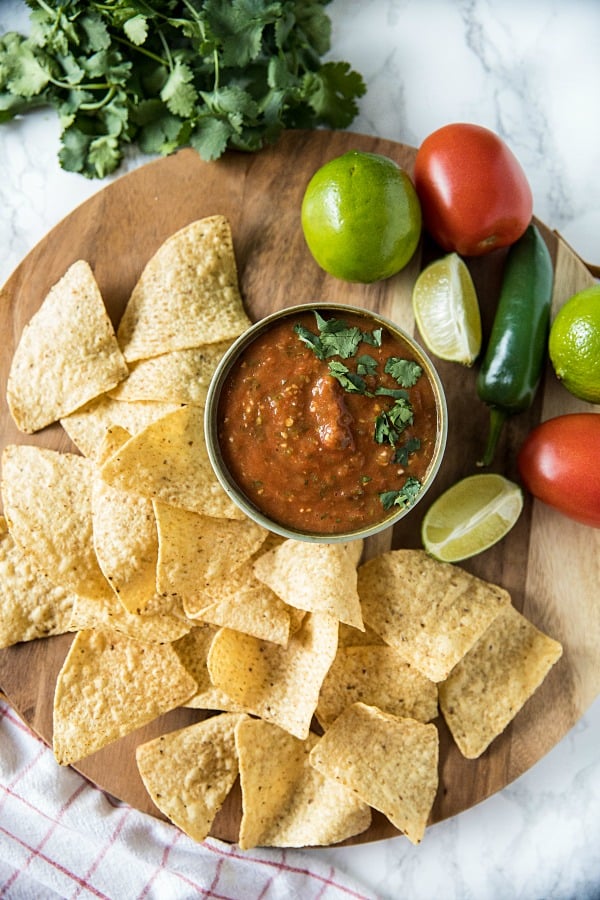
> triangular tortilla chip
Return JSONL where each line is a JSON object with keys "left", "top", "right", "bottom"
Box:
{"left": 154, "top": 502, "right": 267, "bottom": 609}
{"left": 253, "top": 540, "right": 364, "bottom": 630}
{"left": 236, "top": 718, "right": 371, "bottom": 849}
{"left": 309, "top": 703, "right": 439, "bottom": 844}
{"left": 1, "top": 445, "right": 113, "bottom": 602}
{"left": 136, "top": 714, "right": 245, "bottom": 842}
{"left": 92, "top": 458, "right": 160, "bottom": 615}
{"left": 53, "top": 629, "right": 197, "bottom": 765}
{"left": 99, "top": 405, "right": 243, "bottom": 519}
{"left": 358, "top": 550, "right": 510, "bottom": 681}
{"left": 69, "top": 592, "right": 190, "bottom": 644}
{"left": 109, "top": 342, "right": 231, "bottom": 405}
{"left": 0, "top": 517, "right": 78, "bottom": 648}
{"left": 439, "top": 604, "right": 563, "bottom": 758}
{"left": 61, "top": 396, "right": 181, "bottom": 460}
{"left": 207, "top": 613, "right": 338, "bottom": 739}
{"left": 7, "top": 260, "right": 128, "bottom": 433}
{"left": 195, "top": 559, "right": 291, "bottom": 646}
{"left": 174, "top": 627, "right": 246, "bottom": 712}
{"left": 117, "top": 216, "right": 251, "bottom": 362}
{"left": 316, "top": 644, "right": 438, "bottom": 729}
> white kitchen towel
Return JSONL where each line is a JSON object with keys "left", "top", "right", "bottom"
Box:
{"left": 0, "top": 699, "right": 376, "bottom": 900}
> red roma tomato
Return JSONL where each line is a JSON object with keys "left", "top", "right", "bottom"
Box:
{"left": 414, "top": 123, "right": 533, "bottom": 256}
{"left": 517, "top": 413, "right": 600, "bottom": 528}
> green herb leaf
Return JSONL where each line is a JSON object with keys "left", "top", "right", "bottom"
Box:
{"left": 393, "top": 436, "right": 421, "bottom": 466}
{"left": 328, "top": 361, "right": 368, "bottom": 394}
{"left": 0, "top": 0, "right": 366, "bottom": 176}
{"left": 80, "top": 14, "right": 112, "bottom": 52}
{"left": 123, "top": 15, "right": 148, "bottom": 46}
{"left": 190, "top": 117, "right": 234, "bottom": 161}
{"left": 303, "top": 61, "right": 366, "bottom": 129}
{"left": 385, "top": 357, "right": 423, "bottom": 388}
{"left": 374, "top": 397, "right": 414, "bottom": 445}
{"left": 296, "top": 313, "right": 384, "bottom": 361}
{"left": 374, "top": 386, "right": 410, "bottom": 400}
{"left": 161, "top": 59, "right": 197, "bottom": 118}
{"left": 356, "top": 354, "right": 378, "bottom": 376}
{"left": 293, "top": 322, "right": 326, "bottom": 360}
{"left": 380, "top": 477, "right": 422, "bottom": 511}
{"left": 4, "top": 38, "right": 50, "bottom": 97}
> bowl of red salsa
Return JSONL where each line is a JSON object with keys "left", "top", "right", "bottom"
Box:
{"left": 205, "top": 303, "right": 447, "bottom": 542}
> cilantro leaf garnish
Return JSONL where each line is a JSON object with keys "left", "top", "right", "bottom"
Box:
{"left": 0, "top": 2, "right": 365, "bottom": 177}
{"left": 385, "top": 357, "right": 423, "bottom": 387}
{"left": 294, "top": 322, "right": 326, "bottom": 360}
{"left": 380, "top": 477, "right": 422, "bottom": 511}
{"left": 374, "top": 397, "right": 414, "bottom": 445}
{"left": 361, "top": 328, "right": 383, "bottom": 348}
{"left": 321, "top": 325, "right": 364, "bottom": 360}
{"left": 328, "top": 361, "right": 368, "bottom": 394}
{"left": 374, "top": 386, "right": 410, "bottom": 400}
{"left": 393, "top": 436, "right": 421, "bottom": 465}
{"left": 356, "top": 354, "right": 378, "bottom": 376}
{"left": 295, "top": 313, "right": 384, "bottom": 361}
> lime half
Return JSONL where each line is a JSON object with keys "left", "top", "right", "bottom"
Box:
{"left": 412, "top": 253, "right": 482, "bottom": 365}
{"left": 421, "top": 473, "right": 523, "bottom": 562}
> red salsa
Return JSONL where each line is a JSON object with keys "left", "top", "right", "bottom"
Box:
{"left": 218, "top": 310, "right": 439, "bottom": 534}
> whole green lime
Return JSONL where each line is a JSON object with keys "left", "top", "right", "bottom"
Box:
{"left": 301, "top": 150, "right": 422, "bottom": 283}
{"left": 549, "top": 284, "right": 600, "bottom": 403}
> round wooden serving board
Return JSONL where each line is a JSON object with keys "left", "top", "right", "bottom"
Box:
{"left": 0, "top": 130, "right": 599, "bottom": 846}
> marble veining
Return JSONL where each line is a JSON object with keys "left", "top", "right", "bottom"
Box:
{"left": 1, "top": 1, "right": 599, "bottom": 897}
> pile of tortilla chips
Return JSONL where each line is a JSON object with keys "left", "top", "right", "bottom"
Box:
{"left": 0, "top": 215, "right": 563, "bottom": 850}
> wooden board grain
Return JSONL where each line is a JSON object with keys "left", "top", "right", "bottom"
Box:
{"left": 1, "top": 129, "right": 599, "bottom": 846}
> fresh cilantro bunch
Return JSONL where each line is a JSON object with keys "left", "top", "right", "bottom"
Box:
{"left": 0, "top": 0, "right": 366, "bottom": 178}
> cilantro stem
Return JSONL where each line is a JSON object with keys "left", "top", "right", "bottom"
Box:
{"left": 80, "top": 85, "right": 116, "bottom": 111}
{"left": 181, "top": 0, "right": 220, "bottom": 89}
{"left": 33, "top": 0, "right": 56, "bottom": 15}
{"left": 45, "top": 74, "right": 113, "bottom": 92}
{"left": 156, "top": 28, "right": 173, "bottom": 70}
{"left": 111, "top": 35, "right": 167, "bottom": 68}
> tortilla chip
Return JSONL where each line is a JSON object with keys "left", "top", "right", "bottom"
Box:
{"left": 253, "top": 540, "right": 364, "bottom": 630}
{"left": 207, "top": 612, "right": 338, "bottom": 739}
{"left": 309, "top": 703, "right": 439, "bottom": 844}
{"left": 358, "top": 550, "right": 510, "bottom": 682}
{"left": 338, "top": 622, "right": 384, "bottom": 647}
{"left": 316, "top": 645, "right": 438, "bottom": 729}
{"left": 236, "top": 718, "right": 371, "bottom": 849}
{"left": 99, "top": 405, "right": 243, "bottom": 519}
{"left": 136, "top": 713, "right": 245, "bottom": 842}
{"left": 69, "top": 592, "right": 190, "bottom": 644}
{"left": 61, "top": 395, "right": 181, "bottom": 460}
{"left": 92, "top": 457, "right": 160, "bottom": 615}
{"left": 53, "top": 629, "right": 197, "bottom": 765}
{"left": 154, "top": 502, "right": 267, "bottom": 612}
{"left": 195, "top": 559, "right": 292, "bottom": 646}
{"left": 117, "top": 216, "right": 251, "bottom": 362}
{"left": 1, "top": 445, "right": 112, "bottom": 602}
{"left": 7, "top": 260, "right": 128, "bottom": 433}
{"left": 174, "top": 627, "right": 246, "bottom": 711}
{"left": 109, "top": 343, "right": 231, "bottom": 405}
{"left": 439, "top": 604, "right": 563, "bottom": 758}
{"left": 0, "top": 517, "right": 78, "bottom": 648}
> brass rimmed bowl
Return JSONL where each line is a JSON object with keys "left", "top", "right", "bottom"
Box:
{"left": 205, "top": 303, "right": 448, "bottom": 543}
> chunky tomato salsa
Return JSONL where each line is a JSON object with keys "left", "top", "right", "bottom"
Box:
{"left": 217, "top": 309, "right": 440, "bottom": 535}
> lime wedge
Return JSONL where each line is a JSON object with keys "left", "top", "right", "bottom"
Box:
{"left": 421, "top": 473, "right": 523, "bottom": 562}
{"left": 412, "top": 253, "right": 482, "bottom": 365}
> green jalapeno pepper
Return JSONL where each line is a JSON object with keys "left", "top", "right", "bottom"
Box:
{"left": 477, "top": 223, "right": 554, "bottom": 466}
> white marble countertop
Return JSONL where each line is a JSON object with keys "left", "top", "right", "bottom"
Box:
{"left": 1, "top": 1, "right": 599, "bottom": 898}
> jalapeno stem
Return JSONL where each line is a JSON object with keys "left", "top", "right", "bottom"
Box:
{"left": 478, "top": 406, "right": 507, "bottom": 467}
